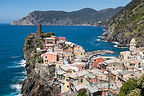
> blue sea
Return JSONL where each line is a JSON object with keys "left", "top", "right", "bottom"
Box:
{"left": 0, "top": 24, "right": 128, "bottom": 96}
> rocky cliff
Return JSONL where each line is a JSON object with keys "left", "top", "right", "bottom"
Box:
{"left": 21, "top": 32, "right": 61, "bottom": 96}
{"left": 103, "top": 0, "right": 144, "bottom": 47}
{"left": 11, "top": 7, "right": 123, "bottom": 26}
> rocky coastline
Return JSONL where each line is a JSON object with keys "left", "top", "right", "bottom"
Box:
{"left": 102, "top": 0, "right": 144, "bottom": 47}
{"left": 21, "top": 32, "right": 61, "bottom": 96}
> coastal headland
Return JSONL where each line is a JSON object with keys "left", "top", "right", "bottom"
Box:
{"left": 21, "top": 24, "right": 144, "bottom": 96}
{"left": 21, "top": 24, "right": 115, "bottom": 95}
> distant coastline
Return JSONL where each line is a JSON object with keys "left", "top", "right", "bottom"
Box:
{"left": 11, "top": 7, "right": 123, "bottom": 26}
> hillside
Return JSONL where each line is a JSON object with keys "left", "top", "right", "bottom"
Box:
{"left": 11, "top": 7, "right": 123, "bottom": 26}
{"left": 103, "top": 0, "right": 144, "bottom": 47}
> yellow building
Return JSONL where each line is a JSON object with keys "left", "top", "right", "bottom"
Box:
{"left": 74, "top": 45, "right": 85, "bottom": 56}
{"left": 65, "top": 75, "right": 70, "bottom": 92}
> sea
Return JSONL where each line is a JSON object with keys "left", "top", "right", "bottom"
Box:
{"left": 0, "top": 24, "right": 128, "bottom": 96}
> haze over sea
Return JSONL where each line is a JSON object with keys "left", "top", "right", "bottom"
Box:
{"left": 0, "top": 24, "right": 128, "bottom": 96}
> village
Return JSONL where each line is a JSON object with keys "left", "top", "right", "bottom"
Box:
{"left": 33, "top": 25, "right": 144, "bottom": 96}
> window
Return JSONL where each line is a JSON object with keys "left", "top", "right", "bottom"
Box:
{"left": 45, "top": 60, "right": 48, "bottom": 62}
{"left": 66, "top": 79, "right": 69, "bottom": 81}
{"left": 50, "top": 40, "right": 53, "bottom": 44}
{"left": 138, "top": 63, "right": 141, "bottom": 68}
{"left": 81, "top": 79, "right": 83, "bottom": 83}
{"left": 130, "top": 64, "right": 135, "bottom": 66}
{"left": 45, "top": 56, "right": 47, "bottom": 58}
{"left": 67, "top": 85, "right": 69, "bottom": 88}
{"left": 47, "top": 40, "right": 49, "bottom": 44}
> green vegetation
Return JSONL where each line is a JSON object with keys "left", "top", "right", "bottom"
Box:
{"left": 38, "top": 40, "right": 44, "bottom": 49}
{"left": 13, "top": 7, "right": 123, "bottom": 26}
{"left": 45, "top": 32, "right": 55, "bottom": 37}
{"left": 119, "top": 75, "right": 144, "bottom": 96}
{"left": 110, "top": 0, "right": 144, "bottom": 45}
{"left": 38, "top": 57, "right": 43, "bottom": 63}
{"left": 31, "top": 53, "right": 37, "bottom": 64}
{"left": 77, "top": 88, "right": 88, "bottom": 96}
{"left": 119, "top": 78, "right": 138, "bottom": 96}
{"left": 23, "top": 38, "right": 31, "bottom": 51}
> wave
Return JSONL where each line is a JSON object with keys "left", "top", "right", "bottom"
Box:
{"left": 90, "top": 41, "right": 95, "bottom": 45}
{"left": 7, "top": 84, "right": 22, "bottom": 96}
{"left": 96, "top": 39, "right": 100, "bottom": 41}
{"left": 11, "top": 56, "right": 21, "bottom": 59}
{"left": 113, "top": 45, "right": 118, "bottom": 48}
{"left": 98, "top": 36, "right": 104, "bottom": 39}
{"left": 8, "top": 60, "right": 26, "bottom": 68}
{"left": 95, "top": 44, "right": 100, "bottom": 46}
{"left": 18, "top": 60, "right": 26, "bottom": 67}
{"left": 112, "top": 42, "right": 119, "bottom": 48}
{"left": 5, "top": 92, "right": 22, "bottom": 96}
{"left": 22, "top": 71, "right": 27, "bottom": 75}
{"left": 10, "top": 84, "right": 22, "bottom": 92}
{"left": 112, "top": 42, "right": 119, "bottom": 45}
{"left": 18, "top": 76, "right": 26, "bottom": 81}
{"left": 103, "top": 40, "right": 108, "bottom": 42}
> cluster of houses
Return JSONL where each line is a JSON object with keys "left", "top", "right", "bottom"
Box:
{"left": 35, "top": 25, "right": 144, "bottom": 96}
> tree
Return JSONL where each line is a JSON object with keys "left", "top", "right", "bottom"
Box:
{"left": 119, "top": 78, "right": 138, "bottom": 96}
{"left": 45, "top": 32, "right": 55, "bottom": 37}
{"left": 77, "top": 88, "right": 88, "bottom": 96}
{"left": 38, "top": 57, "right": 43, "bottom": 63}
{"left": 119, "top": 75, "right": 144, "bottom": 96}
{"left": 128, "top": 88, "right": 141, "bottom": 96}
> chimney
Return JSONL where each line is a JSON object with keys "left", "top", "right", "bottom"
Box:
{"left": 37, "top": 24, "right": 42, "bottom": 33}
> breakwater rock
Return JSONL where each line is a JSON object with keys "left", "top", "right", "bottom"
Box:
{"left": 86, "top": 50, "right": 114, "bottom": 55}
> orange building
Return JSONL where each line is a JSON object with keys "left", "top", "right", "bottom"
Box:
{"left": 42, "top": 52, "right": 57, "bottom": 64}
{"left": 93, "top": 58, "right": 105, "bottom": 67}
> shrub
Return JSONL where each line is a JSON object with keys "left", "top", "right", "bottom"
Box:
{"left": 38, "top": 57, "right": 43, "bottom": 63}
{"left": 78, "top": 88, "right": 87, "bottom": 96}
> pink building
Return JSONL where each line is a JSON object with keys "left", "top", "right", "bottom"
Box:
{"left": 45, "top": 36, "right": 56, "bottom": 50}
{"left": 56, "top": 37, "right": 67, "bottom": 41}
{"left": 42, "top": 52, "right": 57, "bottom": 64}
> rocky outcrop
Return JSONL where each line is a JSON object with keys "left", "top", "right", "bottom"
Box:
{"left": 21, "top": 32, "right": 61, "bottom": 96}
{"left": 11, "top": 7, "right": 123, "bottom": 26}
{"left": 103, "top": 0, "right": 144, "bottom": 47}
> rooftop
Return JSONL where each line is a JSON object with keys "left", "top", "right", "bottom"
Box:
{"left": 119, "top": 70, "right": 130, "bottom": 75}
{"left": 87, "top": 85, "right": 99, "bottom": 93}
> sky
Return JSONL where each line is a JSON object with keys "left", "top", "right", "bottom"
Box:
{"left": 0, "top": 0, "right": 131, "bottom": 23}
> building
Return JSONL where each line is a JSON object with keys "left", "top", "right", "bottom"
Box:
{"left": 119, "top": 70, "right": 131, "bottom": 81}
{"left": 44, "top": 36, "right": 56, "bottom": 50}
{"left": 130, "top": 38, "right": 137, "bottom": 55}
{"left": 56, "top": 37, "right": 67, "bottom": 41}
{"left": 42, "top": 52, "right": 57, "bottom": 64}
{"left": 74, "top": 45, "right": 85, "bottom": 56}
{"left": 93, "top": 58, "right": 105, "bottom": 68}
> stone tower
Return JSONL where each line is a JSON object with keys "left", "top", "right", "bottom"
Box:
{"left": 130, "top": 38, "right": 136, "bottom": 54}
{"left": 37, "top": 24, "right": 43, "bottom": 33}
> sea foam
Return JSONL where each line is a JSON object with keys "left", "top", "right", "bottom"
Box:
{"left": 10, "top": 84, "right": 22, "bottom": 91}
{"left": 96, "top": 39, "right": 100, "bottom": 41}
{"left": 11, "top": 56, "right": 21, "bottom": 59}
{"left": 8, "top": 60, "right": 26, "bottom": 68}
{"left": 19, "top": 60, "right": 26, "bottom": 67}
